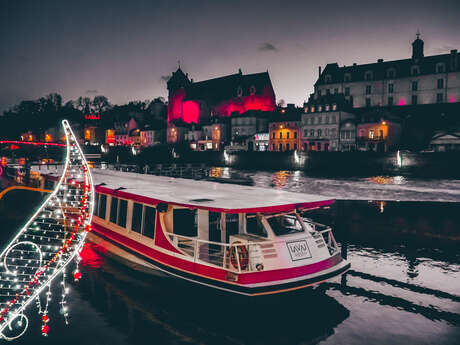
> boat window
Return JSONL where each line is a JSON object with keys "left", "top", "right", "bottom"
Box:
{"left": 110, "top": 197, "right": 118, "bottom": 223}
{"left": 143, "top": 206, "right": 156, "bottom": 239}
{"left": 173, "top": 208, "right": 197, "bottom": 237}
{"left": 131, "top": 202, "right": 143, "bottom": 233}
{"left": 98, "top": 194, "right": 107, "bottom": 219}
{"left": 93, "top": 193, "right": 99, "bottom": 215}
{"left": 267, "top": 214, "right": 304, "bottom": 236}
{"left": 209, "top": 212, "right": 222, "bottom": 242}
{"left": 117, "top": 199, "right": 127, "bottom": 227}
{"left": 246, "top": 214, "right": 267, "bottom": 237}
{"left": 225, "top": 213, "right": 239, "bottom": 242}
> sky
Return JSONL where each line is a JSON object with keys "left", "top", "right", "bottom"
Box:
{"left": 1, "top": 0, "right": 459, "bottom": 112}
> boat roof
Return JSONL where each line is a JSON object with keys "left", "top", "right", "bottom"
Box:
{"left": 35, "top": 167, "right": 335, "bottom": 214}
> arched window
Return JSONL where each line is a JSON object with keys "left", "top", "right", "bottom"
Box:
{"left": 249, "top": 85, "right": 256, "bottom": 95}
{"left": 386, "top": 68, "right": 396, "bottom": 79}
{"left": 411, "top": 66, "right": 420, "bottom": 76}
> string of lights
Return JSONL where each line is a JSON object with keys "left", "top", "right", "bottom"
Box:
{"left": 0, "top": 120, "right": 94, "bottom": 340}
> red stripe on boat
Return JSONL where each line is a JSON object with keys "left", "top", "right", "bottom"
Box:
{"left": 91, "top": 222, "right": 343, "bottom": 285}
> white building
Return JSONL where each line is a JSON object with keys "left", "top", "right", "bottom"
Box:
{"left": 301, "top": 95, "right": 355, "bottom": 151}
{"left": 231, "top": 111, "right": 269, "bottom": 139}
{"left": 140, "top": 128, "right": 165, "bottom": 147}
{"left": 430, "top": 130, "right": 460, "bottom": 151}
{"left": 313, "top": 35, "right": 460, "bottom": 109}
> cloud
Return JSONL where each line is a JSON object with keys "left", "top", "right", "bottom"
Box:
{"left": 432, "top": 45, "right": 457, "bottom": 54}
{"left": 258, "top": 42, "right": 278, "bottom": 52}
{"left": 160, "top": 75, "right": 171, "bottom": 82}
{"left": 86, "top": 89, "right": 98, "bottom": 94}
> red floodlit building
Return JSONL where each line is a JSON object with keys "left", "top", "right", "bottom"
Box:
{"left": 167, "top": 68, "right": 276, "bottom": 124}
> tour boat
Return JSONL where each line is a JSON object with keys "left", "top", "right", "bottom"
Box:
{"left": 34, "top": 167, "right": 350, "bottom": 296}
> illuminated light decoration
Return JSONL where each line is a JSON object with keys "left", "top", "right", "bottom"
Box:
{"left": 398, "top": 98, "right": 406, "bottom": 106}
{"left": 448, "top": 95, "right": 457, "bottom": 103}
{"left": 0, "top": 141, "right": 66, "bottom": 147}
{"left": 0, "top": 120, "right": 94, "bottom": 340}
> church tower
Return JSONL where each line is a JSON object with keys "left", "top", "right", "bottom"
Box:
{"left": 167, "top": 67, "right": 191, "bottom": 122}
{"left": 412, "top": 31, "right": 424, "bottom": 59}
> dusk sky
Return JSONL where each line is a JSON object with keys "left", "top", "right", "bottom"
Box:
{"left": 1, "top": 0, "right": 459, "bottom": 112}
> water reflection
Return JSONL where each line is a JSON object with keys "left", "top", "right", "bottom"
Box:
{"left": 79, "top": 256, "right": 350, "bottom": 345}
{"left": 367, "top": 175, "right": 406, "bottom": 185}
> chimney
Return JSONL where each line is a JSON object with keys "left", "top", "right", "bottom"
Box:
{"left": 353, "top": 63, "right": 357, "bottom": 66}
{"left": 318, "top": 66, "right": 322, "bottom": 78}
{"left": 378, "top": 59, "right": 384, "bottom": 63}
{"left": 238, "top": 68, "right": 242, "bottom": 75}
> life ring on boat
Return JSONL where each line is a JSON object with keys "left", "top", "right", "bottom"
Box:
{"left": 230, "top": 242, "right": 248, "bottom": 270}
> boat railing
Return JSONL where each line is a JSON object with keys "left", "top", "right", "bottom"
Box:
{"left": 166, "top": 224, "right": 340, "bottom": 273}
{"left": 302, "top": 218, "right": 339, "bottom": 255}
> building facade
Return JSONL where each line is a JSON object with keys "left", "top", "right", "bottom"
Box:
{"left": 429, "top": 130, "right": 460, "bottom": 151}
{"left": 301, "top": 95, "right": 355, "bottom": 151}
{"left": 269, "top": 118, "right": 301, "bottom": 152}
{"left": 314, "top": 35, "right": 460, "bottom": 109}
{"left": 356, "top": 115, "right": 402, "bottom": 152}
{"left": 140, "top": 129, "right": 165, "bottom": 147}
{"left": 167, "top": 68, "right": 276, "bottom": 123}
{"left": 230, "top": 111, "right": 270, "bottom": 139}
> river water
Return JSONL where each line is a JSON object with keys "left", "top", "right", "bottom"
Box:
{"left": 0, "top": 170, "right": 459, "bottom": 345}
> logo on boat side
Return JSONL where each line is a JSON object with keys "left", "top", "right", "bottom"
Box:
{"left": 286, "top": 240, "right": 312, "bottom": 261}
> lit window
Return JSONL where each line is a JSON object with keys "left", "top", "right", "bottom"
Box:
{"left": 369, "top": 130, "right": 374, "bottom": 139}
{"left": 332, "top": 104, "right": 337, "bottom": 111}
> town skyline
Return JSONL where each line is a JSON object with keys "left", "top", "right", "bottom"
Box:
{"left": 1, "top": 0, "right": 460, "bottom": 113}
